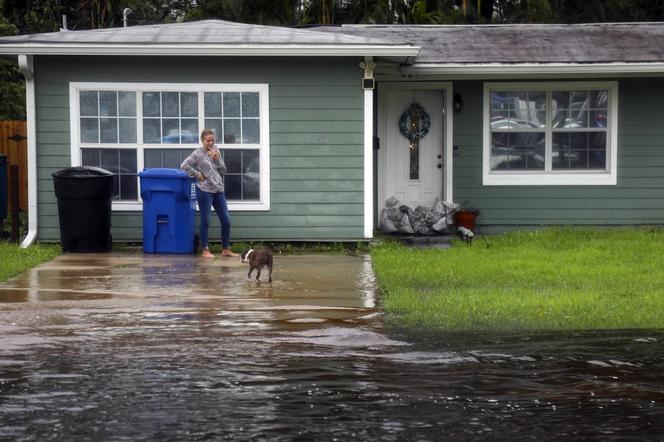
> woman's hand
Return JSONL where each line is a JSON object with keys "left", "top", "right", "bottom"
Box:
{"left": 198, "top": 173, "right": 206, "bottom": 181}
{"left": 207, "top": 150, "right": 220, "bottom": 161}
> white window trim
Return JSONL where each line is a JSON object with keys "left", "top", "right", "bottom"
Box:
{"left": 482, "top": 81, "right": 618, "bottom": 186}
{"left": 69, "top": 82, "right": 270, "bottom": 211}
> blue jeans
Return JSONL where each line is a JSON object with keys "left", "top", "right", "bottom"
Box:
{"left": 195, "top": 188, "right": 231, "bottom": 249}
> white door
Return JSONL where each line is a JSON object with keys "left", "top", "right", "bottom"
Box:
{"left": 378, "top": 89, "right": 445, "bottom": 214}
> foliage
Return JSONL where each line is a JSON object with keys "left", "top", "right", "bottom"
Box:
{"left": 371, "top": 228, "right": 664, "bottom": 330}
{"left": 0, "top": 242, "right": 60, "bottom": 282}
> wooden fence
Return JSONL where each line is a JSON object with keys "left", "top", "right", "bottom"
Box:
{"left": 0, "top": 120, "right": 28, "bottom": 212}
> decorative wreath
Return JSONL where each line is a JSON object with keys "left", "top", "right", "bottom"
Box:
{"left": 399, "top": 103, "right": 431, "bottom": 141}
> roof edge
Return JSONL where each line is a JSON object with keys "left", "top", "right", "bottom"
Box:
{"left": 0, "top": 43, "right": 420, "bottom": 57}
{"left": 402, "top": 62, "right": 664, "bottom": 74}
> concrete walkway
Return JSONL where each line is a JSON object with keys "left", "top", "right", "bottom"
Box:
{"left": 0, "top": 252, "right": 380, "bottom": 333}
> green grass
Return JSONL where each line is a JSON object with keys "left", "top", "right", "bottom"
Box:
{"left": 0, "top": 242, "right": 60, "bottom": 282}
{"left": 371, "top": 227, "right": 664, "bottom": 331}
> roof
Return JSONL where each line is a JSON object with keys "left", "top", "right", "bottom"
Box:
{"left": 0, "top": 19, "right": 418, "bottom": 59}
{"left": 3, "top": 20, "right": 664, "bottom": 74}
{"left": 309, "top": 22, "right": 664, "bottom": 75}
{"left": 318, "top": 22, "right": 664, "bottom": 64}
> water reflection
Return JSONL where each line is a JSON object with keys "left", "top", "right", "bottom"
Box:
{"left": 1, "top": 255, "right": 663, "bottom": 440}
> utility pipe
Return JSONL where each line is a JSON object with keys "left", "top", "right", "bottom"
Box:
{"left": 18, "top": 54, "right": 37, "bottom": 248}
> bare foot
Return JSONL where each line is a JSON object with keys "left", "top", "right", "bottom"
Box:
{"left": 221, "top": 249, "right": 239, "bottom": 257}
{"left": 201, "top": 249, "right": 215, "bottom": 258}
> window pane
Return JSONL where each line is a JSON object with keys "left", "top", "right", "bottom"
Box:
{"left": 119, "top": 148, "right": 137, "bottom": 173}
{"left": 224, "top": 119, "right": 241, "bottom": 144}
{"left": 243, "top": 119, "right": 260, "bottom": 144}
{"left": 242, "top": 93, "right": 259, "bottom": 117}
{"left": 204, "top": 119, "right": 223, "bottom": 139}
{"left": 512, "top": 91, "right": 545, "bottom": 128}
{"left": 553, "top": 132, "right": 606, "bottom": 170}
{"left": 144, "top": 149, "right": 195, "bottom": 169}
{"left": 552, "top": 133, "right": 571, "bottom": 169}
{"left": 204, "top": 92, "right": 222, "bottom": 117}
{"left": 162, "top": 92, "right": 179, "bottom": 117}
{"left": 81, "top": 148, "right": 98, "bottom": 165}
{"left": 243, "top": 174, "right": 260, "bottom": 200}
{"left": 143, "top": 149, "right": 162, "bottom": 169}
{"left": 143, "top": 119, "right": 161, "bottom": 143}
{"left": 143, "top": 92, "right": 160, "bottom": 117}
{"left": 80, "top": 118, "right": 98, "bottom": 143}
{"left": 491, "top": 132, "right": 544, "bottom": 170}
{"left": 80, "top": 91, "right": 98, "bottom": 116}
{"left": 99, "top": 92, "right": 117, "bottom": 117}
{"left": 223, "top": 92, "right": 241, "bottom": 117}
{"left": 181, "top": 92, "right": 198, "bottom": 118}
{"left": 119, "top": 118, "right": 137, "bottom": 143}
{"left": 118, "top": 92, "right": 136, "bottom": 117}
{"left": 100, "top": 118, "right": 118, "bottom": 143}
{"left": 490, "top": 91, "right": 509, "bottom": 113}
{"left": 222, "top": 149, "right": 242, "bottom": 173}
{"left": 119, "top": 175, "right": 138, "bottom": 201}
{"left": 224, "top": 175, "right": 241, "bottom": 200}
{"left": 590, "top": 110, "right": 608, "bottom": 128}
{"left": 243, "top": 149, "right": 260, "bottom": 200}
{"left": 99, "top": 149, "right": 118, "bottom": 173}
{"left": 181, "top": 119, "right": 199, "bottom": 143}
{"left": 162, "top": 119, "right": 179, "bottom": 144}
{"left": 590, "top": 90, "right": 608, "bottom": 110}
{"left": 82, "top": 148, "right": 137, "bottom": 201}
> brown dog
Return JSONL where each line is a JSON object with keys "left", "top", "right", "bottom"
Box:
{"left": 241, "top": 248, "right": 273, "bottom": 282}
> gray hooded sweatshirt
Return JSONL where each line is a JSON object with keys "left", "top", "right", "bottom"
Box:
{"left": 180, "top": 146, "right": 227, "bottom": 193}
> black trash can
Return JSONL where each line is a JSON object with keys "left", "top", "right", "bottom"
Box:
{"left": 0, "top": 155, "right": 7, "bottom": 222}
{"left": 52, "top": 166, "right": 113, "bottom": 252}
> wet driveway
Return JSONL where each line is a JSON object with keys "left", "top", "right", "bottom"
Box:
{"left": 1, "top": 253, "right": 664, "bottom": 440}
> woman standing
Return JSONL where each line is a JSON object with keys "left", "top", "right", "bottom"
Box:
{"left": 181, "top": 129, "right": 238, "bottom": 258}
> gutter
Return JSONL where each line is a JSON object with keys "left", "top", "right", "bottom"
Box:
{"left": 18, "top": 54, "right": 37, "bottom": 248}
{"left": 401, "top": 62, "right": 664, "bottom": 76}
{"left": 0, "top": 43, "right": 421, "bottom": 58}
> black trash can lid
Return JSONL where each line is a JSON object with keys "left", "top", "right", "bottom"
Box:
{"left": 52, "top": 166, "right": 113, "bottom": 178}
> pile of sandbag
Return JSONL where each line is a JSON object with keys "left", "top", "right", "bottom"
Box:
{"left": 379, "top": 197, "right": 458, "bottom": 234}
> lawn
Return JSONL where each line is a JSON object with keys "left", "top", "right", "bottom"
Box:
{"left": 371, "top": 227, "right": 664, "bottom": 330}
{"left": 0, "top": 242, "right": 60, "bottom": 282}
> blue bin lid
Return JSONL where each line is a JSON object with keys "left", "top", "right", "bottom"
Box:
{"left": 139, "top": 168, "right": 191, "bottom": 179}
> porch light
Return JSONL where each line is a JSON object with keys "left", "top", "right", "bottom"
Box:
{"left": 453, "top": 93, "right": 463, "bottom": 114}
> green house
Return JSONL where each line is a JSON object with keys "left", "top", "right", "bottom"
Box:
{"left": 2, "top": 20, "right": 664, "bottom": 245}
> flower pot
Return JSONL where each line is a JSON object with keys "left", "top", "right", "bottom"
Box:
{"left": 454, "top": 210, "right": 478, "bottom": 231}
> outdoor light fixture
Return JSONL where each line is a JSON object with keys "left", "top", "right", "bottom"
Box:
{"left": 453, "top": 93, "right": 463, "bottom": 114}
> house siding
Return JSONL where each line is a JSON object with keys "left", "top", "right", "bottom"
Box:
{"left": 453, "top": 78, "right": 664, "bottom": 230}
{"left": 34, "top": 56, "right": 365, "bottom": 242}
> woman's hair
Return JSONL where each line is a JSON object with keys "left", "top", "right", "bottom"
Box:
{"left": 200, "top": 129, "right": 215, "bottom": 141}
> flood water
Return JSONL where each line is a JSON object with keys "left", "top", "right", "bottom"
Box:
{"left": 1, "top": 253, "right": 663, "bottom": 441}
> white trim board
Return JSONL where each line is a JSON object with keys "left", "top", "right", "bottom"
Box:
{"left": 69, "top": 81, "right": 271, "bottom": 211}
{"left": 377, "top": 81, "right": 454, "bottom": 211}
{"left": 482, "top": 81, "right": 618, "bottom": 186}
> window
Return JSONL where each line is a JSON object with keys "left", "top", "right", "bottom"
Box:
{"left": 70, "top": 83, "right": 270, "bottom": 210}
{"left": 483, "top": 82, "right": 617, "bottom": 186}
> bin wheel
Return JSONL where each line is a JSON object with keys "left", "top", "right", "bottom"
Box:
{"left": 193, "top": 233, "right": 200, "bottom": 254}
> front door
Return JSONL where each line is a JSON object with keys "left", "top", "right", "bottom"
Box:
{"left": 378, "top": 88, "right": 445, "bottom": 214}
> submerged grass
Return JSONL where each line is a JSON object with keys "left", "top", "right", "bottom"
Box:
{"left": 0, "top": 242, "right": 60, "bottom": 282}
{"left": 371, "top": 227, "right": 664, "bottom": 331}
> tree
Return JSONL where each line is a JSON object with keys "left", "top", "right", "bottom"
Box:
{"left": 0, "top": 0, "right": 24, "bottom": 120}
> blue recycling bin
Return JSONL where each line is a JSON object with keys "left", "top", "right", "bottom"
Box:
{"left": 139, "top": 168, "right": 197, "bottom": 254}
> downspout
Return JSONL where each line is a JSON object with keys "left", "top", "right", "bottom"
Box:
{"left": 360, "top": 56, "right": 375, "bottom": 239}
{"left": 18, "top": 54, "right": 37, "bottom": 248}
